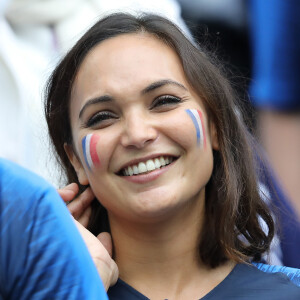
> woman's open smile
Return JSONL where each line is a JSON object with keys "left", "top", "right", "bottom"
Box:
{"left": 119, "top": 154, "right": 178, "bottom": 184}
{"left": 118, "top": 154, "right": 177, "bottom": 176}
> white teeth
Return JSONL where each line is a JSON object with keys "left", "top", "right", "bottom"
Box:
{"left": 133, "top": 165, "right": 139, "bottom": 175}
{"left": 122, "top": 156, "right": 175, "bottom": 176}
{"left": 138, "top": 162, "right": 147, "bottom": 173}
{"left": 160, "top": 157, "right": 166, "bottom": 166}
{"left": 146, "top": 159, "right": 156, "bottom": 171}
{"left": 128, "top": 166, "right": 134, "bottom": 176}
{"left": 154, "top": 158, "right": 161, "bottom": 169}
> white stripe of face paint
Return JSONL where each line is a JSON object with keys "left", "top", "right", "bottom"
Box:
{"left": 190, "top": 109, "right": 204, "bottom": 148}
{"left": 85, "top": 134, "right": 93, "bottom": 169}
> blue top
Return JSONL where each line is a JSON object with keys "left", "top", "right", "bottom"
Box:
{"left": 0, "top": 158, "right": 107, "bottom": 300}
{"left": 108, "top": 263, "right": 300, "bottom": 299}
{"left": 249, "top": 0, "right": 300, "bottom": 110}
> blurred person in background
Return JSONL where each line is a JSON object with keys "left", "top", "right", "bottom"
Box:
{"left": 249, "top": 0, "right": 300, "bottom": 268}
{"left": 0, "top": 158, "right": 111, "bottom": 299}
{"left": 249, "top": 0, "right": 300, "bottom": 220}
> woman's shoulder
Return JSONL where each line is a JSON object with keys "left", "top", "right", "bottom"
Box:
{"left": 205, "top": 263, "right": 300, "bottom": 300}
{"left": 252, "top": 262, "right": 300, "bottom": 287}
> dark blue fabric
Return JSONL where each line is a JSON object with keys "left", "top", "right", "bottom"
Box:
{"left": 253, "top": 263, "right": 300, "bottom": 287}
{"left": 108, "top": 264, "right": 300, "bottom": 299}
{"left": 249, "top": 0, "right": 300, "bottom": 110}
{"left": 0, "top": 158, "right": 107, "bottom": 300}
{"left": 268, "top": 185, "right": 300, "bottom": 269}
{"left": 108, "top": 279, "right": 149, "bottom": 300}
{"left": 257, "top": 155, "right": 300, "bottom": 268}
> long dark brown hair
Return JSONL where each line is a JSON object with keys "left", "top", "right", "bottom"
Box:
{"left": 45, "top": 13, "right": 274, "bottom": 268}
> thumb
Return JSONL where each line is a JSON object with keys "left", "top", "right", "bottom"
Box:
{"left": 97, "top": 232, "right": 113, "bottom": 257}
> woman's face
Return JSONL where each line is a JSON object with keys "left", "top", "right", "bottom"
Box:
{"left": 67, "top": 33, "right": 218, "bottom": 223}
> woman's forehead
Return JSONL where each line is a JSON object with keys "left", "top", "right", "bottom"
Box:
{"left": 72, "top": 33, "right": 189, "bottom": 99}
{"left": 85, "top": 32, "right": 171, "bottom": 58}
{"left": 78, "top": 34, "right": 183, "bottom": 77}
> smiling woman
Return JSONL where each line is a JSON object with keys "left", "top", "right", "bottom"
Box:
{"left": 45, "top": 13, "right": 300, "bottom": 299}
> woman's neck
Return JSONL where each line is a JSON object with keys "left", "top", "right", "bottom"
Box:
{"left": 108, "top": 194, "right": 235, "bottom": 299}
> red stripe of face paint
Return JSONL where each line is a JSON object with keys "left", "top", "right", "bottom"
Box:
{"left": 90, "top": 134, "right": 101, "bottom": 166}
{"left": 197, "top": 109, "right": 206, "bottom": 148}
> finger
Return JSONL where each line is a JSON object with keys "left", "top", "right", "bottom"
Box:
{"left": 77, "top": 205, "right": 92, "bottom": 228}
{"left": 74, "top": 221, "right": 118, "bottom": 289}
{"left": 57, "top": 183, "right": 79, "bottom": 202}
{"left": 97, "top": 232, "right": 113, "bottom": 257}
{"left": 67, "top": 187, "right": 94, "bottom": 219}
{"left": 96, "top": 232, "right": 118, "bottom": 288}
{"left": 109, "top": 260, "right": 119, "bottom": 287}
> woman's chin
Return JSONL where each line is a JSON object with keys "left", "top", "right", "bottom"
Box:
{"left": 123, "top": 195, "right": 189, "bottom": 224}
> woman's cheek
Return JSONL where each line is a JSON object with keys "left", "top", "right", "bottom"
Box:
{"left": 184, "top": 108, "right": 206, "bottom": 149}
{"left": 81, "top": 133, "right": 101, "bottom": 171}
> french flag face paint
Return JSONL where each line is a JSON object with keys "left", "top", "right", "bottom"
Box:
{"left": 82, "top": 134, "right": 101, "bottom": 170}
{"left": 185, "top": 109, "right": 206, "bottom": 148}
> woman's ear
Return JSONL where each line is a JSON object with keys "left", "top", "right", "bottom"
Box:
{"left": 64, "top": 143, "right": 89, "bottom": 185}
{"left": 210, "top": 122, "right": 219, "bottom": 150}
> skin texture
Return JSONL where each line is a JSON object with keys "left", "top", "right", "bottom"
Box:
{"left": 64, "top": 33, "right": 236, "bottom": 299}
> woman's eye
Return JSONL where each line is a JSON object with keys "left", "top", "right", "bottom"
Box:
{"left": 86, "top": 111, "right": 117, "bottom": 128}
{"left": 151, "top": 95, "right": 182, "bottom": 110}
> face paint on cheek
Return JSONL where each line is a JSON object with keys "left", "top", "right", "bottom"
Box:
{"left": 81, "top": 133, "right": 101, "bottom": 170}
{"left": 185, "top": 109, "right": 207, "bottom": 148}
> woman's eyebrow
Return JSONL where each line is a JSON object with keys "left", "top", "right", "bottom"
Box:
{"left": 78, "top": 80, "right": 187, "bottom": 118}
{"left": 141, "top": 79, "right": 188, "bottom": 94}
{"left": 79, "top": 95, "right": 113, "bottom": 119}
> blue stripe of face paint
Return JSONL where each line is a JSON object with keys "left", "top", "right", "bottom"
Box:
{"left": 82, "top": 136, "right": 91, "bottom": 170}
{"left": 185, "top": 109, "right": 200, "bottom": 145}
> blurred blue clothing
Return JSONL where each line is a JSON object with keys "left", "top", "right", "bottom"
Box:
{"left": 268, "top": 180, "right": 300, "bottom": 269}
{"left": 253, "top": 263, "right": 300, "bottom": 287}
{"left": 0, "top": 158, "right": 107, "bottom": 300}
{"left": 257, "top": 153, "right": 300, "bottom": 268}
{"left": 249, "top": 0, "right": 300, "bottom": 110}
{"left": 249, "top": 0, "right": 300, "bottom": 268}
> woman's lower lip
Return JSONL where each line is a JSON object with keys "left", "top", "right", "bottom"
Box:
{"left": 121, "top": 162, "right": 173, "bottom": 183}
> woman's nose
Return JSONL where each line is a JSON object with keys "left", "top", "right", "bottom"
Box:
{"left": 120, "top": 114, "right": 158, "bottom": 149}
